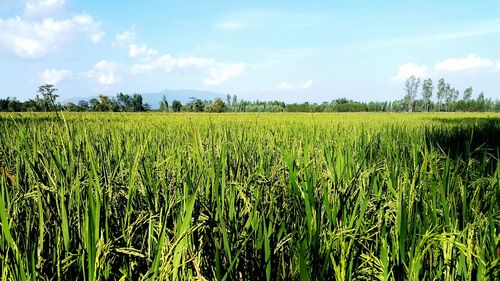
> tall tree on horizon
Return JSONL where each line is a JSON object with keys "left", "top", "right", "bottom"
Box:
{"left": 404, "top": 75, "right": 420, "bottom": 112}
{"left": 99, "top": 95, "right": 113, "bottom": 111}
{"left": 421, "top": 78, "right": 433, "bottom": 112}
{"left": 159, "top": 95, "right": 169, "bottom": 112}
{"left": 444, "top": 83, "right": 454, "bottom": 111}
{"left": 226, "top": 94, "right": 232, "bottom": 111}
{"left": 436, "top": 78, "right": 446, "bottom": 112}
{"left": 477, "top": 92, "right": 486, "bottom": 111}
{"left": 131, "top": 93, "right": 145, "bottom": 112}
{"left": 463, "top": 86, "right": 473, "bottom": 101}
{"left": 117, "top": 92, "right": 132, "bottom": 111}
{"left": 37, "top": 84, "right": 59, "bottom": 112}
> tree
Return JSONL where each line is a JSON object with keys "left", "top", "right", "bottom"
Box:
{"left": 37, "top": 84, "right": 59, "bottom": 111}
{"left": 194, "top": 99, "right": 205, "bottom": 112}
{"left": 131, "top": 93, "right": 145, "bottom": 112}
{"left": 89, "top": 98, "right": 100, "bottom": 111}
{"left": 64, "top": 102, "right": 77, "bottom": 112}
{"left": 477, "top": 92, "right": 485, "bottom": 102}
{"left": 436, "top": 78, "right": 446, "bottom": 111}
{"left": 444, "top": 83, "right": 454, "bottom": 111}
{"left": 226, "top": 94, "right": 231, "bottom": 110}
{"left": 463, "top": 87, "right": 473, "bottom": 101}
{"left": 232, "top": 95, "right": 238, "bottom": 110}
{"left": 99, "top": 95, "right": 113, "bottom": 111}
{"left": 117, "top": 92, "right": 132, "bottom": 111}
{"left": 7, "top": 98, "right": 22, "bottom": 112}
{"left": 448, "top": 88, "right": 459, "bottom": 111}
{"left": 159, "top": 95, "right": 169, "bottom": 112}
{"left": 206, "top": 97, "right": 227, "bottom": 113}
{"left": 187, "top": 97, "right": 197, "bottom": 112}
{"left": 403, "top": 75, "right": 420, "bottom": 112}
{"left": 477, "top": 92, "right": 485, "bottom": 111}
{"left": 172, "top": 100, "right": 182, "bottom": 112}
{"left": 421, "top": 78, "right": 433, "bottom": 112}
{"left": 78, "top": 100, "right": 89, "bottom": 111}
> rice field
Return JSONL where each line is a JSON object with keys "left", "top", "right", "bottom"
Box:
{"left": 0, "top": 112, "right": 499, "bottom": 280}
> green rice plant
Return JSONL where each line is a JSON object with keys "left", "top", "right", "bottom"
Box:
{"left": 0, "top": 112, "right": 498, "bottom": 280}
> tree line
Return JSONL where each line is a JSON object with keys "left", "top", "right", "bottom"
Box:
{"left": 1, "top": 80, "right": 499, "bottom": 113}
{"left": 401, "top": 76, "right": 496, "bottom": 112}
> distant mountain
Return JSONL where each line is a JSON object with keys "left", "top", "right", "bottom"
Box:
{"left": 63, "top": 89, "right": 225, "bottom": 109}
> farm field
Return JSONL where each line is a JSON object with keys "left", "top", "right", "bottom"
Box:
{"left": 0, "top": 112, "right": 499, "bottom": 280}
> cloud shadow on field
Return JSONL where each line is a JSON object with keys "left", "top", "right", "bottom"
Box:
{"left": 425, "top": 117, "right": 500, "bottom": 160}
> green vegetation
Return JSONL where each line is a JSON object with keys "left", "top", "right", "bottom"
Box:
{"left": 0, "top": 112, "right": 499, "bottom": 280}
{"left": 2, "top": 77, "right": 500, "bottom": 113}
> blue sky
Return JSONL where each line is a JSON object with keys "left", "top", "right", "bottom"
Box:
{"left": 1, "top": 0, "right": 499, "bottom": 102}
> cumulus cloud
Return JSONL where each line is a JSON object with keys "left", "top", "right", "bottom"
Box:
{"left": 113, "top": 30, "right": 136, "bottom": 47}
{"left": 39, "top": 68, "right": 72, "bottom": 84}
{"left": 0, "top": 14, "right": 104, "bottom": 59}
{"left": 128, "top": 44, "right": 158, "bottom": 58}
{"left": 391, "top": 63, "right": 428, "bottom": 81}
{"left": 277, "top": 79, "right": 313, "bottom": 90}
{"left": 131, "top": 55, "right": 215, "bottom": 75}
{"left": 0, "top": 17, "right": 72, "bottom": 58}
{"left": 24, "top": 0, "right": 66, "bottom": 17}
{"left": 87, "top": 60, "right": 127, "bottom": 85}
{"left": 72, "top": 14, "right": 105, "bottom": 43}
{"left": 130, "top": 56, "right": 169, "bottom": 75}
{"left": 435, "top": 54, "right": 495, "bottom": 71}
{"left": 393, "top": 54, "right": 500, "bottom": 81}
{"left": 176, "top": 56, "right": 215, "bottom": 68}
{"left": 89, "top": 52, "right": 243, "bottom": 86}
{"left": 204, "top": 63, "right": 246, "bottom": 85}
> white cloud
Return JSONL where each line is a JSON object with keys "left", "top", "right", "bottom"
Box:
{"left": 277, "top": 80, "right": 313, "bottom": 90}
{"left": 392, "top": 54, "right": 500, "bottom": 82}
{"left": 0, "top": 17, "right": 72, "bottom": 59}
{"left": 130, "top": 56, "right": 167, "bottom": 75}
{"left": 242, "top": 79, "right": 314, "bottom": 92}
{"left": 0, "top": 14, "right": 104, "bottom": 59}
{"left": 39, "top": 68, "right": 72, "bottom": 84}
{"left": 72, "top": 14, "right": 105, "bottom": 43}
{"left": 87, "top": 60, "right": 127, "bottom": 85}
{"left": 435, "top": 54, "right": 494, "bottom": 71}
{"left": 93, "top": 52, "right": 243, "bottom": 86}
{"left": 25, "top": 0, "right": 66, "bottom": 17}
{"left": 131, "top": 54, "right": 215, "bottom": 75}
{"left": 128, "top": 44, "right": 158, "bottom": 58}
{"left": 132, "top": 54, "right": 181, "bottom": 74}
{"left": 204, "top": 63, "right": 246, "bottom": 85}
{"left": 13, "top": 38, "right": 44, "bottom": 58}
{"left": 391, "top": 63, "right": 428, "bottom": 81}
{"left": 176, "top": 56, "right": 215, "bottom": 68}
{"left": 113, "top": 30, "right": 136, "bottom": 47}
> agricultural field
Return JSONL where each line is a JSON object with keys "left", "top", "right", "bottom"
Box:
{"left": 0, "top": 112, "right": 499, "bottom": 280}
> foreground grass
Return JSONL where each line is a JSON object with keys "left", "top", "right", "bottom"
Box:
{"left": 0, "top": 112, "right": 499, "bottom": 280}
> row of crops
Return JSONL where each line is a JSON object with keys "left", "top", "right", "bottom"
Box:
{"left": 0, "top": 112, "right": 499, "bottom": 280}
